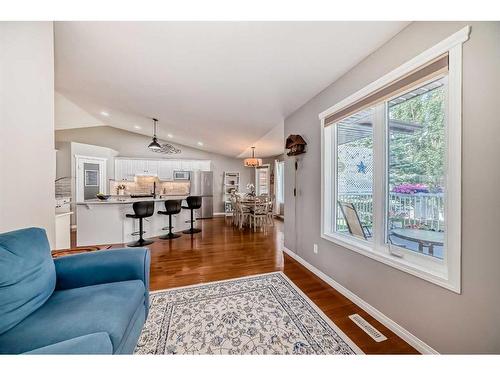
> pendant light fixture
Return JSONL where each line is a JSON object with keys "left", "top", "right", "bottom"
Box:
{"left": 244, "top": 146, "right": 262, "bottom": 167}
{"left": 148, "top": 118, "right": 161, "bottom": 150}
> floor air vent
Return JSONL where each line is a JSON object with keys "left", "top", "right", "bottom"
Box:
{"left": 348, "top": 314, "right": 387, "bottom": 342}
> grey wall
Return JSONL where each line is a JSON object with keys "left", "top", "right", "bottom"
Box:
{"left": 0, "top": 22, "right": 55, "bottom": 247}
{"left": 284, "top": 22, "right": 500, "bottom": 353}
{"left": 55, "top": 126, "right": 253, "bottom": 213}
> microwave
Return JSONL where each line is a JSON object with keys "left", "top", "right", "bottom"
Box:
{"left": 173, "top": 171, "right": 190, "bottom": 180}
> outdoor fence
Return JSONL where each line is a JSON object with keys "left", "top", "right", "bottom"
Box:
{"left": 337, "top": 192, "right": 444, "bottom": 232}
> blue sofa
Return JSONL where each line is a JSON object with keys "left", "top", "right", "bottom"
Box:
{"left": 0, "top": 227, "right": 150, "bottom": 354}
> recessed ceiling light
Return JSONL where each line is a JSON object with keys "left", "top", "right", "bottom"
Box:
{"left": 133, "top": 125, "right": 142, "bottom": 130}
{"left": 100, "top": 111, "right": 110, "bottom": 117}
{"left": 167, "top": 133, "right": 173, "bottom": 138}
{"left": 197, "top": 141, "right": 204, "bottom": 146}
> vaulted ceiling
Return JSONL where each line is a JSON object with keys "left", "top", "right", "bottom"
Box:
{"left": 54, "top": 21, "right": 409, "bottom": 157}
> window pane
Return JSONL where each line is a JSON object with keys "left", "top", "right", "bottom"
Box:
{"left": 335, "top": 107, "right": 374, "bottom": 240}
{"left": 387, "top": 77, "right": 446, "bottom": 259}
{"left": 256, "top": 166, "right": 269, "bottom": 195}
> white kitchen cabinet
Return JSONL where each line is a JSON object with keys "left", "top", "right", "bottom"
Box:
{"left": 132, "top": 160, "right": 147, "bottom": 174}
{"left": 200, "top": 160, "right": 211, "bottom": 171}
{"left": 180, "top": 160, "right": 194, "bottom": 171}
{"left": 158, "top": 161, "right": 174, "bottom": 180}
{"left": 189, "top": 160, "right": 201, "bottom": 170}
{"left": 114, "top": 159, "right": 123, "bottom": 180}
{"left": 55, "top": 212, "right": 72, "bottom": 250}
{"left": 115, "top": 159, "right": 134, "bottom": 181}
{"left": 170, "top": 160, "right": 182, "bottom": 172}
{"left": 146, "top": 160, "right": 158, "bottom": 175}
{"left": 115, "top": 158, "right": 211, "bottom": 181}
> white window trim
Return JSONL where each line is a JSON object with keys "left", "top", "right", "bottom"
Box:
{"left": 320, "top": 26, "right": 470, "bottom": 293}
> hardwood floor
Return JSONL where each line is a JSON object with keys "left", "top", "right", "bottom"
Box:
{"left": 73, "top": 216, "right": 418, "bottom": 354}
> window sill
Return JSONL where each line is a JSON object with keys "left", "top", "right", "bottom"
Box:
{"left": 320, "top": 232, "right": 460, "bottom": 293}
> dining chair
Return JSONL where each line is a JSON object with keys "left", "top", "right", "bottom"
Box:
{"left": 236, "top": 197, "right": 251, "bottom": 230}
{"left": 249, "top": 198, "right": 270, "bottom": 232}
{"left": 266, "top": 198, "right": 274, "bottom": 226}
{"left": 229, "top": 194, "right": 238, "bottom": 227}
{"left": 338, "top": 201, "right": 372, "bottom": 240}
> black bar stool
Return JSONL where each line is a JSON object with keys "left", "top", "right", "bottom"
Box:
{"left": 157, "top": 200, "right": 182, "bottom": 239}
{"left": 126, "top": 201, "right": 155, "bottom": 247}
{"left": 182, "top": 196, "right": 202, "bottom": 234}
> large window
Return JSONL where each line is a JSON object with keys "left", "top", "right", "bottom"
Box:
{"left": 320, "top": 27, "right": 469, "bottom": 292}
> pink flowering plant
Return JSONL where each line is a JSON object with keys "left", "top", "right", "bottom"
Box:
{"left": 392, "top": 183, "right": 429, "bottom": 194}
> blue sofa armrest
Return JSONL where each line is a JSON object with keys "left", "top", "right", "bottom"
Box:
{"left": 24, "top": 332, "right": 113, "bottom": 354}
{"left": 54, "top": 248, "right": 150, "bottom": 315}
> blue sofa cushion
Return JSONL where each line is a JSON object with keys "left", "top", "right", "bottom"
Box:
{"left": 0, "top": 227, "right": 56, "bottom": 335}
{"left": 24, "top": 332, "right": 113, "bottom": 355}
{"left": 0, "top": 279, "right": 145, "bottom": 354}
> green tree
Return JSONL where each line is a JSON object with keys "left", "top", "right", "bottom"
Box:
{"left": 388, "top": 86, "right": 445, "bottom": 189}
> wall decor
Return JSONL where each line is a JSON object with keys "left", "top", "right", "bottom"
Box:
{"left": 285, "top": 134, "right": 307, "bottom": 156}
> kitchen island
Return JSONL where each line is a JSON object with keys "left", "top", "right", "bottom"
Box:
{"left": 76, "top": 196, "right": 191, "bottom": 246}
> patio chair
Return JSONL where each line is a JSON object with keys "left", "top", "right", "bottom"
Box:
{"left": 338, "top": 201, "right": 372, "bottom": 240}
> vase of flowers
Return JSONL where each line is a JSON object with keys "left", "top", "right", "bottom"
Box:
{"left": 117, "top": 184, "right": 126, "bottom": 195}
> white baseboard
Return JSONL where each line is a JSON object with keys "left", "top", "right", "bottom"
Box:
{"left": 213, "top": 212, "right": 227, "bottom": 217}
{"left": 283, "top": 246, "right": 438, "bottom": 354}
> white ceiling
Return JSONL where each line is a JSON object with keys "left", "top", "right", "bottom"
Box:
{"left": 54, "top": 21, "right": 409, "bottom": 157}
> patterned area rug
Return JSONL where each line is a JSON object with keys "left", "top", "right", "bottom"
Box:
{"left": 135, "top": 272, "right": 362, "bottom": 355}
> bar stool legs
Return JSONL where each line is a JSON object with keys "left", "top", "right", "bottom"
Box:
{"left": 127, "top": 216, "right": 154, "bottom": 247}
{"left": 182, "top": 207, "right": 202, "bottom": 234}
{"left": 159, "top": 213, "right": 182, "bottom": 239}
{"left": 157, "top": 199, "right": 183, "bottom": 240}
{"left": 182, "top": 196, "right": 202, "bottom": 235}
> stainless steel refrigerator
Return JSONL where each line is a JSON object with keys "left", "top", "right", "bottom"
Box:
{"left": 189, "top": 170, "right": 213, "bottom": 218}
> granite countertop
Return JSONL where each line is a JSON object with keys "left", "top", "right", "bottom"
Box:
{"left": 76, "top": 195, "right": 189, "bottom": 205}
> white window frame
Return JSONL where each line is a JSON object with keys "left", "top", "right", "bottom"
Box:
{"left": 320, "top": 26, "right": 470, "bottom": 293}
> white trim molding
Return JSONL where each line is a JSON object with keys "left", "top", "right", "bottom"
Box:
{"left": 283, "top": 247, "right": 439, "bottom": 354}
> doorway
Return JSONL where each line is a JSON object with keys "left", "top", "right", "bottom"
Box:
{"left": 75, "top": 155, "right": 107, "bottom": 202}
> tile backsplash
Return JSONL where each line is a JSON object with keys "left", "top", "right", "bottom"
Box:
{"left": 55, "top": 177, "right": 71, "bottom": 197}
{"left": 109, "top": 179, "right": 190, "bottom": 196}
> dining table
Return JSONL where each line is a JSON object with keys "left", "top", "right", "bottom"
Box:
{"left": 391, "top": 228, "right": 444, "bottom": 256}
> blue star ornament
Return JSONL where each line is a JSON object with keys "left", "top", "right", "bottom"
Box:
{"left": 357, "top": 161, "right": 367, "bottom": 174}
